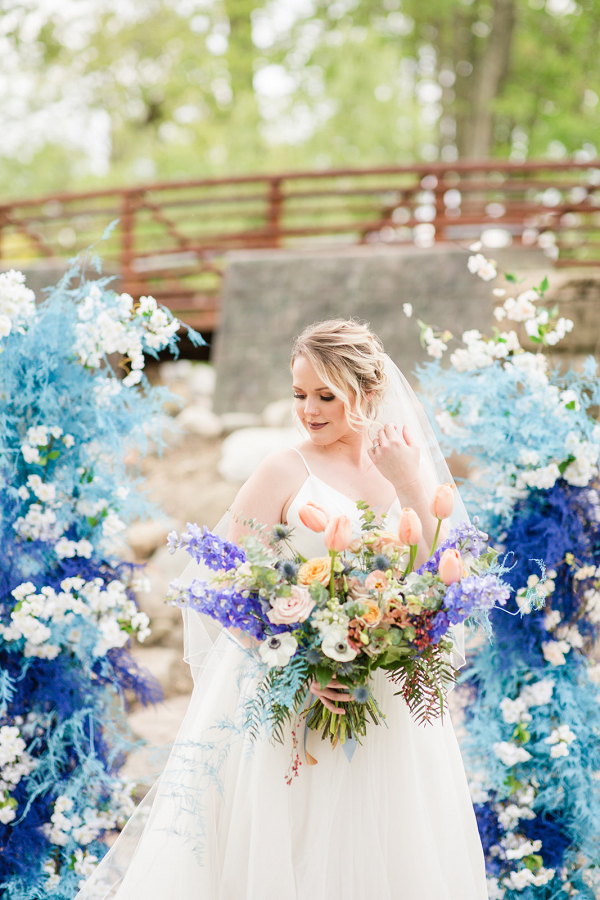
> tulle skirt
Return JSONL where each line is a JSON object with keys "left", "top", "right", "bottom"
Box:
{"left": 77, "top": 634, "right": 488, "bottom": 900}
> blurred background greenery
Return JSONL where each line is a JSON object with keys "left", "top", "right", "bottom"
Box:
{"left": 1, "top": 0, "right": 599, "bottom": 199}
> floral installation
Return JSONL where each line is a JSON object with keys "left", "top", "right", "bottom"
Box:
{"left": 411, "top": 248, "right": 600, "bottom": 898}
{"left": 413, "top": 242, "right": 599, "bottom": 527}
{"left": 0, "top": 255, "right": 203, "bottom": 899}
{"left": 167, "top": 486, "right": 513, "bottom": 757}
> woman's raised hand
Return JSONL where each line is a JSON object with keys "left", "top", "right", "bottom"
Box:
{"left": 309, "top": 678, "right": 351, "bottom": 714}
{"left": 368, "top": 423, "right": 421, "bottom": 491}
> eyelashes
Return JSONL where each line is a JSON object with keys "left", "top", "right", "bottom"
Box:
{"left": 293, "top": 394, "right": 335, "bottom": 402}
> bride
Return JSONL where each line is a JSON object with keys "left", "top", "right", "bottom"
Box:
{"left": 77, "top": 319, "right": 488, "bottom": 900}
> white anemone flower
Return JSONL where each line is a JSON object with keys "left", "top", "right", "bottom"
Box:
{"left": 321, "top": 628, "right": 357, "bottom": 662}
{"left": 259, "top": 633, "right": 298, "bottom": 668}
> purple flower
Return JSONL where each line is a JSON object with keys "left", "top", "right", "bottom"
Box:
{"left": 444, "top": 574, "right": 510, "bottom": 625}
{"left": 418, "top": 521, "right": 488, "bottom": 576}
{"left": 429, "top": 610, "right": 450, "bottom": 643}
{"left": 184, "top": 523, "right": 246, "bottom": 571}
{"left": 186, "top": 579, "right": 268, "bottom": 639}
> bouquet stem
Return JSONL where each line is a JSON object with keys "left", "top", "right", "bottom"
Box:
{"left": 430, "top": 518, "right": 442, "bottom": 555}
{"left": 305, "top": 695, "right": 385, "bottom": 744}
{"left": 328, "top": 549, "right": 336, "bottom": 599}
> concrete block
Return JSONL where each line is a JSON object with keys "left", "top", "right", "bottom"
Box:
{"left": 213, "top": 245, "right": 513, "bottom": 414}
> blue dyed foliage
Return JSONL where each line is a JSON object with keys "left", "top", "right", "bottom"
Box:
{"left": 416, "top": 306, "right": 600, "bottom": 897}
{"left": 0, "top": 258, "right": 203, "bottom": 898}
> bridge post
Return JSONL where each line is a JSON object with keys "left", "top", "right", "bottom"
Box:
{"left": 267, "top": 177, "right": 283, "bottom": 247}
{"left": 120, "top": 191, "right": 138, "bottom": 297}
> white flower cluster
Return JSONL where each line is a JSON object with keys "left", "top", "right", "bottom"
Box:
{"left": 43, "top": 780, "right": 136, "bottom": 850}
{"left": 502, "top": 864, "right": 555, "bottom": 891}
{"left": 20, "top": 424, "right": 74, "bottom": 466}
{"left": 55, "top": 536, "right": 94, "bottom": 559}
{"left": 13, "top": 503, "right": 64, "bottom": 544}
{"left": 514, "top": 428, "right": 599, "bottom": 498}
{"left": 486, "top": 782, "right": 556, "bottom": 893}
{"left": 468, "top": 779, "right": 490, "bottom": 804}
{"left": 0, "top": 577, "right": 150, "bottom": 660}
{"left": 544, "top": 723, "right": 577, "bottom": 758}
{"left": 450, "top": 328, "right": 521, "bottom": 372}
{"left": 562, "top": 431, "right": 600, "bottom": 486}
{"left": 486, "top": 876, "right": 505, "bottom": 900}
{"left": 492, "top": 280, "right": 573, "bottom": 348}
{"left": 74, "top": 284, "right": 178, "bottom": 387}
{"left": 584, "top": 587, "right": 600, "bottom": 624}
{"left": 499, "top": 677, "right": 555, "bottom": 725}
{"left": 542, "top": 617, "right": 585, "bottom": 666}
{"left": 0, "top": 725, "right": 36, "bottom": 824}
{"left": 310, "top": 604, "right": 357, "bottom": 662}
{"left": 493, "top": 741, "right": 532, "bottom": 766}
{"left": 467, "top": 249, "right": 497, "bottom": 281}
{"left": 422, "top": 326, "right": 449, "bottom": 359}
{"left": 0, "top": 269, "right": 36, "bottom": 341}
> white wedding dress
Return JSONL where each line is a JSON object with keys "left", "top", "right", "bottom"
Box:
{"left": 77, "top": 454, "right": 488, "bottom": 900}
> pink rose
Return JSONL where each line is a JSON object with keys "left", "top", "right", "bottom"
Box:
{"left": 267, "top": 585, "right": 315, "bottom": 625}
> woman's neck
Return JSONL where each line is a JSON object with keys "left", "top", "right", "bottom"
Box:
{"left": 312, "top": 428, "right": 371, "bottom": 469}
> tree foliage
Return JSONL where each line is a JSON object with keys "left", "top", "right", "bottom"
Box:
{"left": 0, "top": 0, "right": 599, "bottom": 198}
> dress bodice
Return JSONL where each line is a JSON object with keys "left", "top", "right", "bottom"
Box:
{"left": 285, "top": 449, "right": 401, "bottom": 559}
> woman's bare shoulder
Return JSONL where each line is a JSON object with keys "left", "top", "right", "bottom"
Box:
{"left": 247, "top": 446, "right": 309, "bottom": 490}
{"left": 227, "top": 446, "right": 309, "bottom": 539}
{"left": 230, "top": 446, "right": 308, "bottom": 509}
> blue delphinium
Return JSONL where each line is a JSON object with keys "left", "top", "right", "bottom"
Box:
{"left": 184, "top": 524, "right": 246, "bottom": 571}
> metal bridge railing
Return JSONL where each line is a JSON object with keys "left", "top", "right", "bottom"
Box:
{"left": 1, "top": 159, "right": 599, "bottom": 330}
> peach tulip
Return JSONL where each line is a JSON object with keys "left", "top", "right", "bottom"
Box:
{"left": 398, "top": 508, "right": 423, "bottom": 546}
{"left": 430, "top": 483, "right": 455, "bottom": 520}
{"left": 323, "top": 515, "right": 353, "bottom": 552}
{"left": 298, "top": 502, "right": 329, "bottom": 533}
{"left": 438, "top": 548, "right": 463, "bottom": 585}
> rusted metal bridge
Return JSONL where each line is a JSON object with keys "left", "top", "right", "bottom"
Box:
{"left": 1, "top": 159, "right": 599, "bottom": 331}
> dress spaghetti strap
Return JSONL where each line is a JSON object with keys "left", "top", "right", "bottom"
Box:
{"left": 291, "top": 446, "right": 313, "bottom": 476}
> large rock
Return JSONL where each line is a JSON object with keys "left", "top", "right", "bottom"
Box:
{"left": 218, "top": 426, "right": 302, "bottom": 483}
{"left": 127, "top": 519, "right": 173, "bottom": 559}
{"left": 262, "top": 398, "right": 294, "bottom": 428}
{"left": 174, "top": 405, "right": 223, "bottom": 438}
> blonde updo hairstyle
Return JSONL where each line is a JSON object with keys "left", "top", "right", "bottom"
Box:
{"left": 290, "top": 319, "right": 389, "bottom": 432}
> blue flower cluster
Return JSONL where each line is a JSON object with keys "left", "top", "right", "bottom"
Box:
{"left": 429, "top": 610, "right": 450, "bottom": 643}
{"left": 187, "top": 578, "right": 270, "bottom": 640}
{"left": 444, "top": 574, "right": 510, "bottom": 625}
{"left": 185, "top": 524, "right": 246, "bottom": 571}
{"left": 418, "top": 520, "right": 487, "bottom": 577}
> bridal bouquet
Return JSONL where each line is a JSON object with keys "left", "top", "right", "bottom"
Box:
{"left": 167, "top": 487, "right": 510, "bottom": 751}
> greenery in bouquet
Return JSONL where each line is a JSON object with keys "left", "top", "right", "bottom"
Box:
{"left": 168, "top": 485, "right": 513, "bottom": 759}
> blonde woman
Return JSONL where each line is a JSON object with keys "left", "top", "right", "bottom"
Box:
{"left": 77, "top": 319, "right": 488, "bottom": 900}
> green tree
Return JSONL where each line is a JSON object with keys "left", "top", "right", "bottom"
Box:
{"left": 0, "top": 0, "right": 599, "bottom": 200}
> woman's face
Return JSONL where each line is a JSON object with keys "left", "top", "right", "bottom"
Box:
{"left": 292, "top": 355, "right": 353, "bottom": 445}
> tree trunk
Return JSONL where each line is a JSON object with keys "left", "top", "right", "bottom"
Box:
{"left": 458, "top": 0, "right": 517, "bottom": 159}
